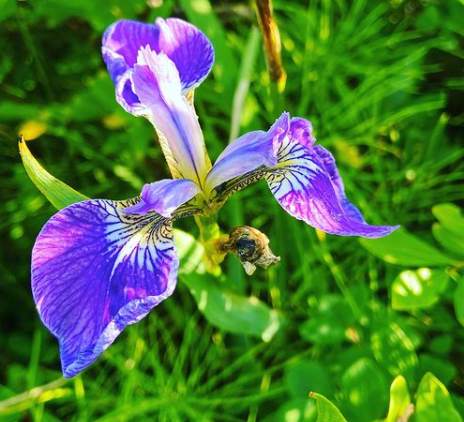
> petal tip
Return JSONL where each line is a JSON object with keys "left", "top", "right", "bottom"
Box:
{"left": 364, "top": 224, "right": 401, "bottom": 239}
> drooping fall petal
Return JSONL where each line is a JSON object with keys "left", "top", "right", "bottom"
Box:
{"left": 265, "top": 131, "right": 399, "bottom": 238}
{"left": 32, "top": 199, "right": 178, "bottom": 377}
{"left": 207, "top": 113, "right": 399, "bottom": 238}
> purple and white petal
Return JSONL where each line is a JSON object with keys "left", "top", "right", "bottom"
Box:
{"left": 122, "top": 179, "right": 200, "bottom": 218}
{"left": 102, "top": 20, "right": 160, "bottom": 83}
{"left": 32, "top": 199, "right": 178, "bottom": 378}
{"left": 288, "top": 117, "right": 315, "bottom": 148}
{"left": 132, "top": 47, "right": 210, "bottom": 185}
{"left": 312, "top": 145, "right": 366, "bottom": 223}
{"left": 156, "top": 18, "right": 214, "bottom": 93}
{"left": 266, "top": 137, "right": 399, "bottom": 238}
{"left": 115, "top": 70, "right": 145, "bottom": 114}
{"left": 102, "top": 18, "right": 214, "bottom": 111}
{"left": 204, "top": 113, "right": 289, "bottom": 196}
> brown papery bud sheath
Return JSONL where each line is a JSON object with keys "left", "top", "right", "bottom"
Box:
{"left": 254, "top": 0, "right": 287, "bottom": 90}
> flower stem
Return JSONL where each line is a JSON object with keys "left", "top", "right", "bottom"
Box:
{"left": 195, "top": 214, "right": 226, "bottom": 275}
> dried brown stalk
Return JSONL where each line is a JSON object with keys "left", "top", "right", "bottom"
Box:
{"left": 254, "top": 0, "right": 286, "bottom": 89}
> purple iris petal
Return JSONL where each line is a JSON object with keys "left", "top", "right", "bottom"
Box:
{"left": 122, "top": 179, "right": 200, "bottom": 217}
{"left": 312, "top": 145, "right": 366, "bottom": 224}
{"left": 116, "top": 71, "right": 144, "bottom": 113}
{"left": 132, "top": 47, "right": 209, "bottom": 185}
{"left": 288, "top": 117, "right": 315, "bottom": 148}
{"left": 102, "top": 20, "right": 160, "bottom": 83}
{"left": 206, "top": 111, "right": 398, "bottom": 238}
{"left": 204, "top": 113, "right": 289, "bottom": 195}
{"left": 156, "top": 18, "right": 215, "bottom": 92}
{"left": 32, "top": 199, "right": 178, "bottom": 377}
{"left": 266, "top": 135, "right": 399, "bottom": 238}
{"left": 102, "top": 18, "right": 214, "bottom": 112}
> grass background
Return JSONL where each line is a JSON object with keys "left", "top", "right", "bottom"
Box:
{"left": 1, "top": 0, "right": 464, "bottom": 421}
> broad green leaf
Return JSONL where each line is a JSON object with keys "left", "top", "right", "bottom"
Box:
{"left": 360, "top": 229, "right": 456, "bottom": 266}
{"left": 182, "top": 272, "right": 281, "bottom": 341}
{"left": 419, "top": 355, "right": 457, "bottom": 386}
{"left": 19, "top": 138, "right": 88, "bottom": 210}
{"left": 432, "top": 203, "right": 464, "bottom": 257}
{"left": 433, "top": 203, "right": 464, "bottom": 234}
{"left": 415, "top": 372, "right": 463, "bottom": 422}
{"left": 274, "top": 399, "right": 317, "bottom": 422}
{"left": 392, "top": 268, "right": 449, "bottom": 310}
{"left": 310, "top": 392, "right": 348, "bottom": 422}
{"left": 433, "top": 224, "right": 464, "bottom": 258}
{"left": 341, "top": 358, "right": 388, "bottom": 422}
{"left": 371, "top": 321, "right": 418, "bottom": 381}
{"left": 453, "top": 276, "right": 464, "bottom": 327}
{"left": 285, "top": 361, "right": 333, "bottom": 399}
{"left": 299, "top": 295, "right": 354, "bottom": 345}
{"left": 429, "top": 334, "right": 453, "bottom": 356}
{"left": 385, "top": 376, "right": 411, "bottom": 422}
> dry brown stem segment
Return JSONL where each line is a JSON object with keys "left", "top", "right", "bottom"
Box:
{"left": 254, "top": 0, "right": 286, "bottom": 89}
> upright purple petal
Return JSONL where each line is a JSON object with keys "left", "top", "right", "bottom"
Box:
{"left": 32, "top": 199, "right": 178, "bottom": 377}
{"left": 102, "top": 18, "right": 214, "bottom": 112}
{"left": 102, "top": 20, "right": 160, "bottom": 83}
{"left": 131, "top": 47, "right": 210, "bottom": 185}
{"left": 122, "top": 179, "right": 200, "bottom": 217}
{"left": 266, "top": 136, "right": 399, "bottom": 238}
{"left": 156, "top": 18, "right": 214, "bottom": 92}
{"left": 204, "top": 113, "right": 289, "bottom": 196}
{"left": 132, "top": 47, "right": 209, "bottom": 186}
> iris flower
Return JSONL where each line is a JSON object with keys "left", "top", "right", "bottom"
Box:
{"left": 31, "top": 18, "right": 398, "bottom": 378}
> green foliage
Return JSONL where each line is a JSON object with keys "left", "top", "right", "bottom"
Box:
{"left": 415, "top": 373, "right": 463, "bottom": 422}
{"left": 183, "top": 272, "right": 281, "bottom": 340}
{"left": 299, "top": 294, "right": 354, "bottom": 345}
{"left": 432, "top": 204, "right": 464, "bottom": 258}
{"left": 1, "top": 0, "right": 464, "bottom": 420}
{"left": 384, "top": 376, "right": 411, "bottom": 422}
{"left": 19, "top": 137, "right": 88, "bottom": 209}
{"left": 392, "top": 268, "right": 449, "bottom": 310}
{"left": 310, "top": 393, "right": 348, "bottom": 422}
{"left": 360, "top": 229, "right": 456, "bottom": 267}
{"left": 370, "top": 318, "right": 418, "bottom": 381}
{"left": 378, "top": 373, "right": 463, "bottom": 422}
{"left": 454, "top": 276, "right": 464, "bottom": 327}
{"left": 341, "top": 358, "right": 388, "bottom": 422}
{"left": 285, "top": 361, "right": 333, "bottom": 399}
